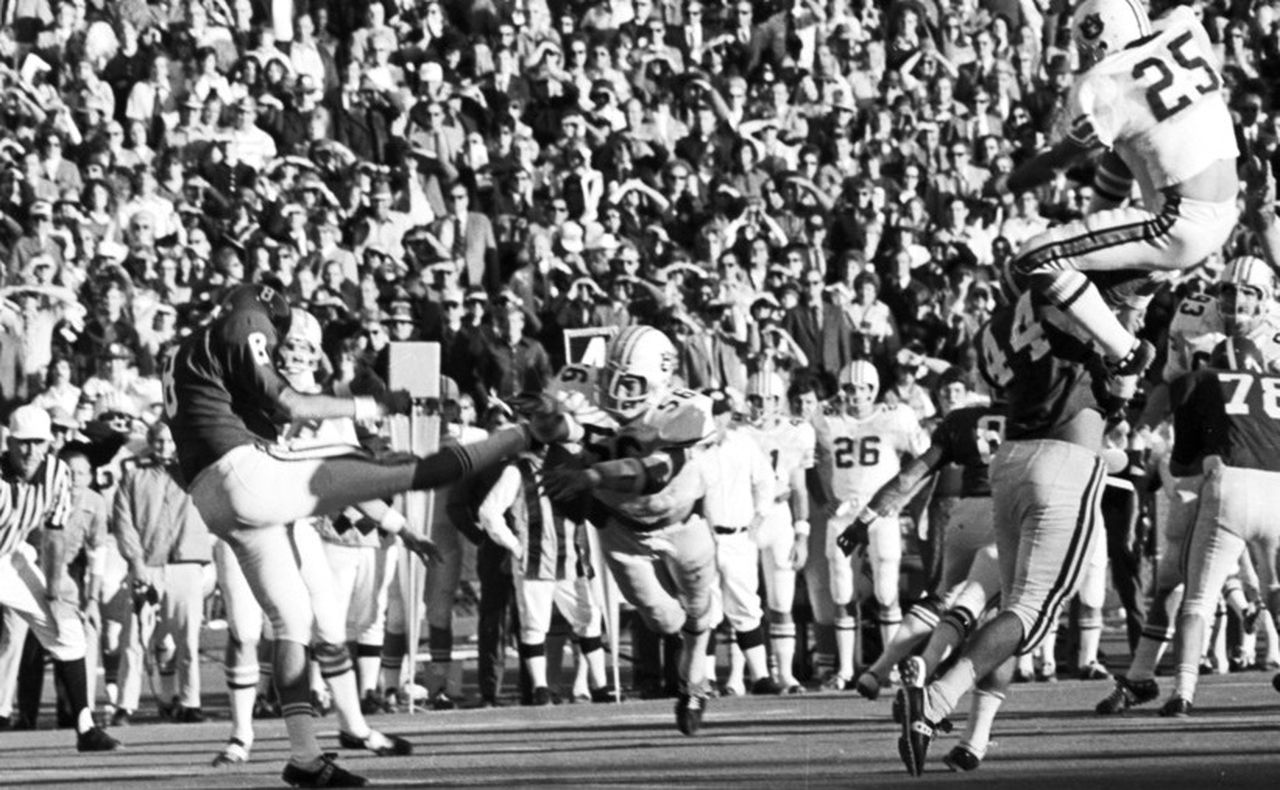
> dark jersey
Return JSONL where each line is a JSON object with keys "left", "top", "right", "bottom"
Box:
{"left": 931, "top": 404, "right": 1007, "bottom": 498}
{"left": 977, "top": 293, "right": 1107, "bottom": 441}
{"left": 165, "top": 306, "right": 291, "bottom": 483}
{"left": 1171, "top": 370, "right": 1280, "bottom": 473}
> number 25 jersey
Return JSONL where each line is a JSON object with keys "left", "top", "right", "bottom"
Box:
{"left": 817, "top": 404, "right": 930, "bottom": 504}
{"left": 1067, "top": 6, "right": 1237, "bottom": 203}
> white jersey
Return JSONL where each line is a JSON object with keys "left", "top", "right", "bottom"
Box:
{"left": 1164, "top": 295, "right": 1280, "bottom": 379}
{"left": 746, "top": 418, "right": 816, "bottom": 502}
{"left": 1066, "top": 7, "right": 1236, "bottom": 205}
{"left": 548, "top": 363, "right": 717, "bottom": 527}
{"left": 818, "top": 404, "right": 930, "bottom": 504}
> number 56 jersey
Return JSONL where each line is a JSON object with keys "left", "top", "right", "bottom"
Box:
{"left": 1067, "top": 6, "right": 1236, "bottom": 202}
{"left": 816, "top": 404, "right": 930, "bottom": 505}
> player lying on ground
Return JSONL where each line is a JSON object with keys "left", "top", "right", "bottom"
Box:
{"left": 1004, "top": 0, "right": 1238, "bottom": 377}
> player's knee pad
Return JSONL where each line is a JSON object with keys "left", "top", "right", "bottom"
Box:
{"left": 642, "top": 602, "right": 685, "bottom": 636}
{"left": 518, "top": 641, "right": 546, "bottom": 660}
{"left": 1178, "top": 589, "right": 1220, "bottom": 623}
{"left": 313, "top": 641, "right": 353, "bottom": 679}
{"left": 736, "top": 623, "right": 766, "bottom": 651}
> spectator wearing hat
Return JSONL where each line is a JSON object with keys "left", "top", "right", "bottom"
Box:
{"left": 75, "top": 278, "right": 145, "bottom": 381}
{"left": 428, "top": 181, "right": 499, "bottom": 294}
{"left": 352, "top": 179, "right": 426, "bottom": 265}
{"left": 8, "top": 201, "right": 66, "bottom": 282}
{"left": 475, "top": 298, "right": 552, "bottom": 407}
{"left": 330, "top": 68, "right": 402, "bottom": 166}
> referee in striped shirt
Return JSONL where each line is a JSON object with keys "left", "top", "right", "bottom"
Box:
{"left": 0, "top": 405, "right": 118, "bottom": 751}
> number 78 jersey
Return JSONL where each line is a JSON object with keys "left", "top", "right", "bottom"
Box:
{"left": 817, "top": 404, "right": 930, "bottom": 504}
{"left": 1067, "top": 6, "right": 1236, "bottom": 201}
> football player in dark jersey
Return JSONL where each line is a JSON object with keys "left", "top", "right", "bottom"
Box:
{"left": 888, "top": 292, "right": 1124, "bottom": 775}
{"left": 165, "top": 284, "right": 559, "bottom": 787}
{"left": 1158, "top": 337, "right": 1280, "bottom": 717}
{"left": 839, "top": 368, "right": 1005, "bottom": 770}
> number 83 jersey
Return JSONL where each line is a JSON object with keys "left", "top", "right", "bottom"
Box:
{"left": 1067, "top": 6, "right": 1236, "bottom": 201}
{"left": 817, "top": 404, "right": 930, "bottom": 505}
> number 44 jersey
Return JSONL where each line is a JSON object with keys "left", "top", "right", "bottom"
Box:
{"left": 817, "top": 404, "right": 930, "bottom": 506}
{"left": 1067, "top": 6, "right": 1236, "bottom": 204}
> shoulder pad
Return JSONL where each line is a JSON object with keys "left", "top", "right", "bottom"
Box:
{"left": 638, "top": 389, "right": 715, "bottom": 449}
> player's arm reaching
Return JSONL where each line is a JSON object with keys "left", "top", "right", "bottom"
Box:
{"left": 836, "top": 438, "right": 949, "bottom": 556}
{"left": 1006, "top": 114, "right": 1102, "bottom": 195}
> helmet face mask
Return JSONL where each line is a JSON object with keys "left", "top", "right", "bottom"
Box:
{"left": 601, "top": 327, "right": 676, "bottom": 421}
{"left": 838, "top": 361, "right": 879, "bottom": 418}
{"left": 746, "top": 371, "right": 786, "bottom": 425}
{"left": 1218, "top": 256, "right": 1274, "bottom": 336}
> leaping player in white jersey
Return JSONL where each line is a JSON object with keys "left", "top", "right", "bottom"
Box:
{"left": 1004, "top": 0, "right": 1239, "bottom": 377}
{"left": 540, "top": 326, "right": 722, "bottom": 735}
{"left": 742, "top": 370, "right": 815, "bottom": 694}
{"left": 816, "top": 361, "right": 930, "bottom": 690}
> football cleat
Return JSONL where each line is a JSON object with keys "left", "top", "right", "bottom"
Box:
{"left": 281, "top": 754, "right": 367, "bottom": 788}
{"left": 430, "top": 689, "right": 458, "bottom": 711}
{"left": 76, "top": 726, "right": 121, "bottom": 752}
{"left": 212, "top": 738, "right": 250, "bottom": 768}
{"left": 784, "top": 683, "right": 806, "bottom": 695}
{"left": 337, "top": 730, "right": 413, "bottom": 757}
{"left": 750, "top": 677, "right": 785, "bottom": 696}
{"left": 1077, "top": 661, "right": 1111, "bottom": 681}
{"left": 896, "top": 685, "right": 938, "bottom": 777}
{"left": 898, "top": 656, "right": 927, "bottom": 688}
{"left": 819, "top": 672, "right": 853, "bottom": 692}
{"left": 943, "top": 743, "right": 983, "bottom": 772}
{"left": 854, "top": 672, "right": 882, "bottom": 701}
{"left": 1095, "top": 677, "right": 1160, "bottom": 715}
{"left": 1035, "top": 663, "right": 1058, "bottom": 683}
{"left": 675, "top": 683, "right": 711, "bottom": 736}
{"left": 529, "top": 687, "right": 553, "bottom": 707}
{"left": 1158, "top": 696, "right": 1193, "bottom": 718}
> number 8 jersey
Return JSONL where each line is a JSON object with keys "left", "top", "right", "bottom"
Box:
{"left": 1066, "top": 6, "right": 1236, "bottom": 205}
{"left": 817, "top": 404, "right": 930, "bottom": 505}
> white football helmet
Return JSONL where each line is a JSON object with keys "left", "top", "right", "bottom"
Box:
{"left": 1219, "top": 255, "right": 1275, "bottom": 335}
{"left": 601, "top": 326, "right": 677, "bottom": 421}
{"left": 745, "top": 370, "right": 787, "bottom": 425}
{"left": 1072, "top": 0, "right": 1152, "bottom": 70}
{"left": 278, "top": 307, "right": 323, "bottom": 384}
{"left": 838, "top": 360, "right": 879, "bottom": 417}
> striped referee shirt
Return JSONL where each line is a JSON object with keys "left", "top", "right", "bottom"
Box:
{"left": 0, "top": 456, "right": 72, "bottom": 559}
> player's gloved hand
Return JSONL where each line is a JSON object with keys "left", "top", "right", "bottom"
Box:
{"left": 378, "top": 389, "right": 414, "bottom": 416}
{"left": 400, "top": 530, "right": 442, "bottom": 565}
{"left": 511, "top": 392, "right": 584, "bottom": 444}
{"left": 540, "top": 466, "right": 602, "bottom": 500}
{"left": 836, "top": 510, "right": 876, "bottom": 557}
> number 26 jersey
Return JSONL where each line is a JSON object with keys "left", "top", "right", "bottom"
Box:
{"left": 817, "top": 404, "right": 930, "bottom": 504}
{"left": 1066, "top": 6, "right": 1237, "bottom": 201}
